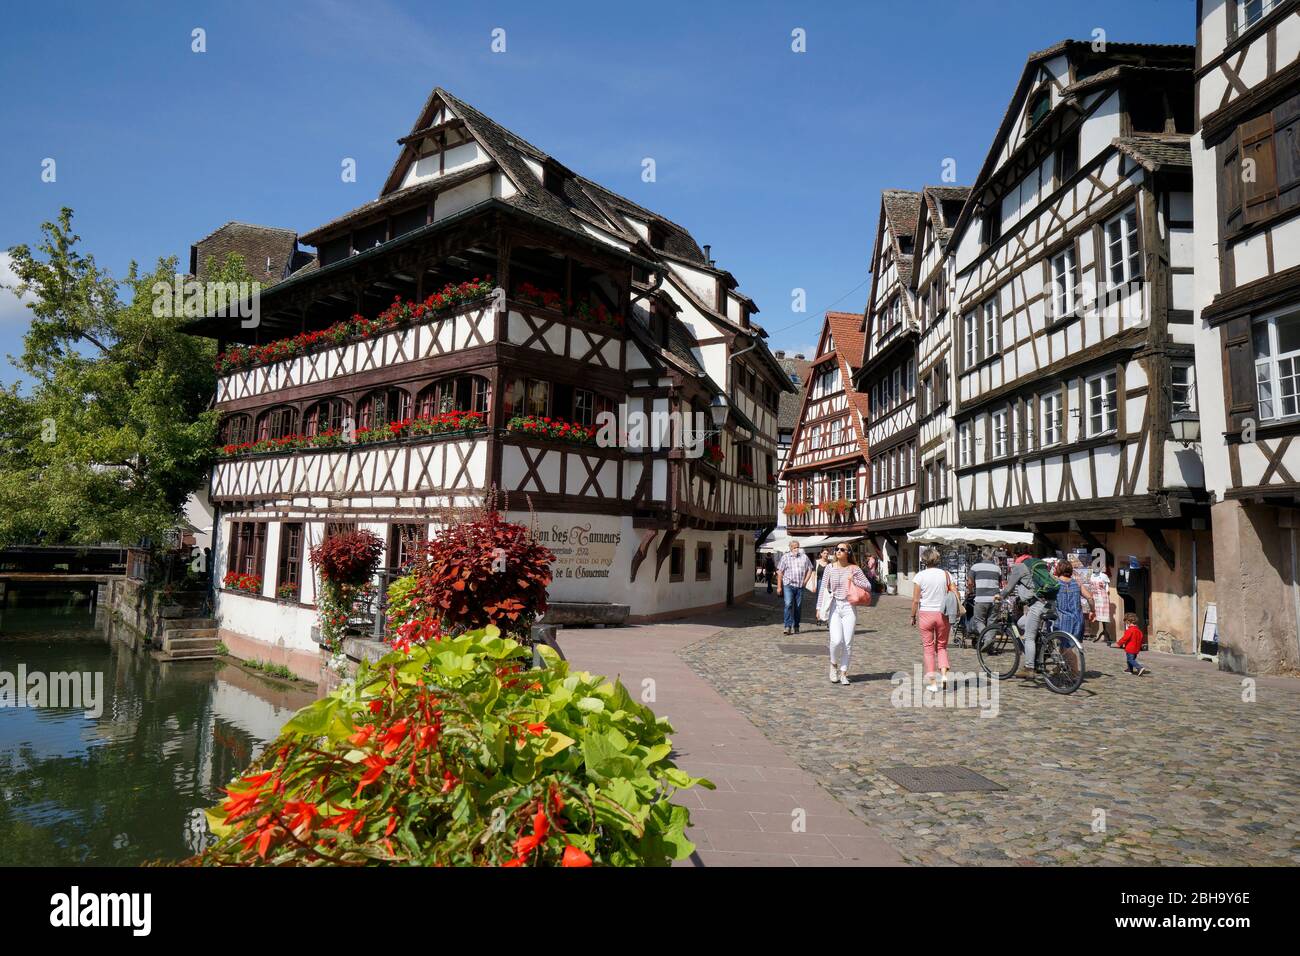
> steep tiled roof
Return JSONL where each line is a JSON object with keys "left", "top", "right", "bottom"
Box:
{"left": 825, "top": 311, "right": 865, "bottom": 373}
{"left": 920, "top": 185, "right": 972, "bottom": 247}
{"left": 881, "top": 189, "right": 922, "bottom": 288}
{"left": 775, "top": 352, "right": 811, "bottom": 432}
{"left": 191, "top": 222, "right": 306, "bottom": 286}
{"left": 326, "top": 87, "right": 710, "bottom": 270}
{"left": 1112, "top": 133, "right": 1192, "bottom": 171}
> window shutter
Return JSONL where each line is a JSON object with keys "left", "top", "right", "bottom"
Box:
{"left": 1241, "top": 114, "right": 1279, "bottom": 225}
{"left": 1223, "top": 315, "right": 1256, "bottom": 433}
{"left": 1274, "top": 94, "right": 1300, "bottom": 214}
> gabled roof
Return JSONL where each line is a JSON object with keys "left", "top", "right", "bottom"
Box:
{"left": 1112, "top": 133, "right": 1192, "bottom": 172}
{"left": 880, "top": 189, "right": 922, "bottom": 290}
{"left": 949, "top": 39, "right": 1194, "bottom": 245}
{"left": 781, "top": 312, "right": 871, "bottom": 473}
{"left": 912, "top": 185, "right": 972, "bottom": 284}
{"left": 775, "top": 352, "right": 812, "bottom": 432}
{"left": 316, "top": 86, "right": 711, "bottom": 271}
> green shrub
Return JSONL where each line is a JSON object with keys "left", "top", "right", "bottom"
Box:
{"left": 191, "top": 628, "right": 710, "bottom": 866}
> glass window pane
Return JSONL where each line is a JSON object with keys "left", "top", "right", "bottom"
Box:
{"left": 1276, "top": 310, "right": 1300, "bottom": 355}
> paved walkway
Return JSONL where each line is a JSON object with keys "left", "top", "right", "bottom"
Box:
{"left": 558, "top": 609, "right": 906, "bottom": 867}
{"left": 681, "top": 590, "right": 1300, "bottom": 866}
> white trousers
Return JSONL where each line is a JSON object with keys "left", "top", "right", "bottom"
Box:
{"left": 827, "top": 598, "right": 857, "bottom": 672}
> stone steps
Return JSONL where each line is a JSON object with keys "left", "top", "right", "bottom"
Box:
{"left": 158, "top": 619, "right": 220, "bottom": 660}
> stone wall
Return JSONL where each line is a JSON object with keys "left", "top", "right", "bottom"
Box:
{"left": 1210, "top": 499, "right": 1300, "bottom": 675}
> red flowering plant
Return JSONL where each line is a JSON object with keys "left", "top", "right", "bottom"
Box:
{"left": 505, "top": 415, "right": 598, "bottom": 446}
{"left": 385, "top": 511, "right": 554, "bottom": 645}
{"left": 218, "top": 413, "right": 489, "bottom": 458}
{"left": 310, "top": 530, "right": 384, "bottom": 655}
{"left": 214, "top": 278, "right": 494, "bottom": 375}
{"left": 223, "top": 571, "right": 262, "bottom": 594}
{"left": 783, "top": 501, "right": 810, "bottom": 517}
{"left": 570, "top": 298, "right": 625, "bottom": 330}
{"left": 704, "top": 443, "right": 725, "bottom": 464}
{"left": 189, "top": 628, "right": 710, "bottom": 866}
{"left": 738, "top": 462, "right": 754, "bottom": 480}
{"left": 515, "top": 282, "right": 563, "bottom": 311}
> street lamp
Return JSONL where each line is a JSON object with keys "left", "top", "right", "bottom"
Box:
{"left": 708, "top": 394, "right": 729, "bottom": 431}
{"left": 1170, "top": 409, "right": 1201, "bottom": 447}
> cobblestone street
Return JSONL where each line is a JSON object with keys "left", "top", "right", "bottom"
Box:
{"left": 678, "top": 590, "right": 1300, "bottom": 866}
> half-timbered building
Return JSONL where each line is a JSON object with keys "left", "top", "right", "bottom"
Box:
{"left": 185, "top": 87, "right": 792, "bottom": 676}
{"left": 855, "top": 190, "right": 923, "bottom": 588}
{"left": 947, "top": 40, "right": 1213, "bottom": 651}
{"left": 913, "top": 185, "right": 970, "bottom": 529}
{"left": 780, "top": 313, "right": 870, "bottom": 544}
{"left": 1192, "top": 0, "right": 1300, "bottom": 673}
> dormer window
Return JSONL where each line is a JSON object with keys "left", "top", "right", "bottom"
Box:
{"left": 543, "top": 164, "right": 566, "bottom": 198}
{"left": 648, "top": 222, "right": 668, "bottom": 250}
{"left": 1027, "top": 87, "right": 1051, "bottom": 131}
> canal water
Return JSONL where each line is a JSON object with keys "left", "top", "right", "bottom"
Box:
{"left": 0, "top": 584, "right": 314, "bottom": 866}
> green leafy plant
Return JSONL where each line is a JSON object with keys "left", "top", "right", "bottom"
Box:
{"left": 190, "top": 629, "right": 710, "bottom": 866}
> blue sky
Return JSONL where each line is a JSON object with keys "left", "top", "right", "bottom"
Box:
{"left": 0, "top": 0, "right": 1193, "bottom": 382}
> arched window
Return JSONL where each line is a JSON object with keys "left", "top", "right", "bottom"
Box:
{"left": 357, "top": 387, "right": 411, "bottom": 430}
{"left": 303, "top": 398, "right": 349, "bottom": 437}
{"left": 220, "top": 414, "right": 252, "bottom": 445}
{"left": 255, "top": 406, "right": 298, "bottom": 441}
{"left": 416, "top": 375, "right": 490, "bottom": 417}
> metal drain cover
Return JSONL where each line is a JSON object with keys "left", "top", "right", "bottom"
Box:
{"left": 777, "top": 644, "right": 826, "bottom": 655}
{"left": 880, "top": 765, "right": 1006, "bottom": 793}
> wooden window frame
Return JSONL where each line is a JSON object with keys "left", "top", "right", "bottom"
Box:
{"left": 227, "top": 520, "right": 268, "bottom": 585}
{"left": 276, "top": 522, "right": 304, "bottom": 601}
{"left": 694, "top": 542, "right": 711, "bottom": 582}
{"left": 1084, "top": 370, "right": 1119, "bottom": 438}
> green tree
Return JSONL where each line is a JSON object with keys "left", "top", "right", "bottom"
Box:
{"left": 0, "top": 208, "right": 242, "bottom": 546}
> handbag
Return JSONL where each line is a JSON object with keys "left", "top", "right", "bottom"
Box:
{"left": 942, "top": 571, "right": 960, "bottom": 623}
{"left": 846, "top": 573, "right": 872, "bottom": 607}
{"left": 804, "top": 563, "right": 819, "bottom": 594}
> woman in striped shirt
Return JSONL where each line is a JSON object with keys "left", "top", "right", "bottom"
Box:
{"left": 816, "top": 545, "right": 872, "bottom": 685}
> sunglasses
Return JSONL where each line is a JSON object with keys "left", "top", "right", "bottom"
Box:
{"left": 836, "top": 548, "right": 849, "bottom": 553}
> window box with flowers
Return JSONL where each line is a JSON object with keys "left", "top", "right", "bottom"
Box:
{"left": 276, "top": 582, "right": 300, "bottom": 602}
{"left": 224, "top": 572, "right": 263, "bottom": 595}
{"left": 783, "top": 501, "right": 810, "bottom": 517}
{"left": 506, "top": 415, "right": 599, "bottom": 446}
{"left": 217, "top": 411, "right": 489, "bottom": 459}
{"left": 704, "top": 443, "right": 725, "bottom": 465}
{"left": 213, "top": 278, "right": 495, "bottom": 375}
{"left": 738, "top": 463, "right": 754, "bottom": 480}
{"left": 818, "top": 499, "right": 851, "bottom": 517}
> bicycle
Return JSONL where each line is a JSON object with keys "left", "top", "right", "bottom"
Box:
{"left": 976, "top": 600, "right": 1086, "bottom": 694}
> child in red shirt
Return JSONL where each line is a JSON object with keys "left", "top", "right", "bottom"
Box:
{"left": 1118, "top": 612, "right": 1149, "bottom": 676}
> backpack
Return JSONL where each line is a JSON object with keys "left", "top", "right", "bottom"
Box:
{"left": 1026, "top": 558, "right": 1061, "bottom": 600}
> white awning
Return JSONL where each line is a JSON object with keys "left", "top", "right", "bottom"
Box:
{"left": 906, "top": 527, "right": 1034, "bottom": 548}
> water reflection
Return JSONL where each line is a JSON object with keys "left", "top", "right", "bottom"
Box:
{"left": 0, "top": 584, "right": 314, "bottom": 865}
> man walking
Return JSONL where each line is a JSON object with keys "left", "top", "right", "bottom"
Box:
{"left": 967, "top": 547, "right": 1002, "bottom": 642}
{"left": 775, "top": 539, "right": 814, "bottom": 635}
{"left": 763, "top": 553, "right": 777, "bottom": 594}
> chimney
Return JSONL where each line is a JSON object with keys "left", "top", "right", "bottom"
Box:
{"left": 774, "top": 349, "right": 786, "bottom": 359}
{"left": 795, "top": 353, "right": 806, "bottom": 359}
{"left": 702, "top": 244, "right": 712, "bottom": 265}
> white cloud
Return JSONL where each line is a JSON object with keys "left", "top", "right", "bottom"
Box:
{"left": 0, "top": 252, "right": 36, "bottom": 325}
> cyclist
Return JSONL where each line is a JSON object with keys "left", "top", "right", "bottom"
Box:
{"left": 997, "top": 543, "right": 1049, "bottom": 677}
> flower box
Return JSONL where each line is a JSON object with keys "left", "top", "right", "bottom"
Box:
{"left": 213, "top": 278, "right": 495, "bottom": 375}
